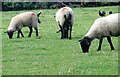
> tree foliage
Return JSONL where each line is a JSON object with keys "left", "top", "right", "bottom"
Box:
{"left": 2, "top": 2, "right": 119, "bottom": 11}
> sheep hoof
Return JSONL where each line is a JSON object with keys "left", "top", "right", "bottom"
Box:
{"left": 69, "top": 37, "right": 72, "bottom": 40}
{"left": 97, "top": 49, "right": 101, "bottom": 51}
{"left": 61, "top": 37, "right": 64, "bottom": 39}
{"left": 111, "top": 47, "right": 115, "bottom": 50}
{"left": 38, "top": 37, "right": 41, "bottom": 39}
{"left": 17, "top": 36, "right": 20, "bottom": 38}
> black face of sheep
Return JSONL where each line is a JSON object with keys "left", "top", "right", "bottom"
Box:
{"left": 79, "top": 37, "right": 91, "bottom": 53}
{"left": 62, "top": 20, "right": 70, "bottom": 39}
{"left": 99, "top": 11, "right": 106, "bottom": 17}
{"left": 62, "top": 14, "right": 72, "bottom": 39}
{"left": 7, "top": 31, "right": 14, "bottom": 39}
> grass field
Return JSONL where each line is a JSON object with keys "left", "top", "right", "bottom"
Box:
{"left": 0, "top": 9, "right": 2, "bottom": 76}
{"left": 1, "top": 6, "right": 119, "bottom": 75}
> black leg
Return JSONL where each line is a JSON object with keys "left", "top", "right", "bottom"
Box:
{"left": 19, "top": 30, "right": 24, "bottom": 37}
{"left": 34, "top": 27, "right": 38, "bottom": 37}
{"left": 17, "top": 30, "right": 20, "bottom": 38}
{"left": 69, "top": 29, "right": 72, "bottom": 39}
{"left": 28, "top": 26, "right": 33, "bottom": 37}
{"left": 107, "top": 36, "right": 115, "bottom": 50}
{"left": 61, "top": 31, "right": 63, "bottom": 39}
{"left": 58, "top": 23, "right": 63, "bottom": 39}
{"left": 62, "top": 27, "right": 65, "bottom": 39}
{"left": 66, "top": 29, "right": 68, "bottom": 38}
{"left": 97, "top": 38, "right": 103, "bottom": 51}
{"left": 66, "top": 27, "right": 69, "bottom": 38}
{"left": 64, "top": 28, "right": 68, "bottom": 38}
{"left": 69, "top": 25, "right": 72, "bottom": 39}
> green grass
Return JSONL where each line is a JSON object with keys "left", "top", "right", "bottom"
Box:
{"left": 1, "top": 6, "right": 119, "bottom": 75}
{"left": 0, "top": 10, "right": 2, "bottom": 77}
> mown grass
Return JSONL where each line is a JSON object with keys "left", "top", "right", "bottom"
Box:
{"left": 1, "top": 6, "right": 119, "bottom": 75}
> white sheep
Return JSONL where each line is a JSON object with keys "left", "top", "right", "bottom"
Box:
{"left": 5, "top": 12, "right": 41, "bottom": 39}
{"left": 79, "top": 13, "right": 120, "bottom": 53}
{"left": 55, "top": 7, "right": 74, "bottom": 39}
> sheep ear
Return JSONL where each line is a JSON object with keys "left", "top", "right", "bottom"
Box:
{"left": 4, "top": 31, "right": 8, "bottom": 33}
{"left": 78, "top": 39, "right": 81, "bottom": 42}
{"left": 37, "top": 12, "right": 42, "bottom": 17}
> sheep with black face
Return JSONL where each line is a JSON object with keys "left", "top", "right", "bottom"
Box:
{"left": 5, "top": 12, "right": 41, "bottom": 39}
{"left": 99, "top": 11, "right": 106, "bottom": 17}
{"left": 79, "top": 13, "right": 120, "bottom": 53}
{"left": 55, "top": 7, "right": 74, "bottom": 39}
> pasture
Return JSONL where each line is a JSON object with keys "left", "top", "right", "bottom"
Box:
{"left": 2, "top": 6, "right": 119, "bottom": 75}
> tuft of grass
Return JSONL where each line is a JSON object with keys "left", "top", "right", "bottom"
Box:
{"left": 2, "top": 6, "right": 119, "bottom": 75}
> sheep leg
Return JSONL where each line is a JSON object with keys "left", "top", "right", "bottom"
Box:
{"left": 97, "top": 38, "right": 103, "bottom": 51}
{"left": 19, "top": 30, "right": 24, "bottom": 37}
{"left": 69, "top": 30, "right": 72, "bottom": 39}
{"left": 17, "top": 30, "right": 24, "bottom": 38}
{"left": 66, "top": 29, "right": 69, "bottom": 38}
{"left": 66, "top": 27, "right": 69, "bottom": 38}
{"left": 28, "top": 26, "right": 33, "bottom": 37}
{"left": 61, "top": 30, "right": 63, "bottom": 39}
{"left": 64, "top": 28, "right": 68, "bottom": 38}
{"left": 69, "top": 25, "right": 72, "bottom": 39}
{"left": 62, "top": 27, "right": 65, "bottom": 39}
{"left": 58, "top": 23, "right": 63, "bottom": 39}
{"left": 17, "top": 30, "right": 20, "bottom": 38}
{"left": 34, "top": 27, "right": 38, "bottom": 37}
{"left": 107, "top": 36, "right": 115, "bottom": 50}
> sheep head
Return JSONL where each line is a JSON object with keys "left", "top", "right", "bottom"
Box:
{"left": 5, "top": 30, "right": 14, "bottom": 39}
{"left": 79, "top": 37, "right": 91, "bottom": 53}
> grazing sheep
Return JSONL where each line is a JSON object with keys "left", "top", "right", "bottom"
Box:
{"left": 55, "top": 7, "right": 74, "bottom": 39}
{"left": 79, "top": 13, "right": 120, "bottom": 53}
{"left": 5, "top": 12, "right": 41, "bottom": 39}
{"left": 99, "top": 11, "right": 106, "bottom": 17}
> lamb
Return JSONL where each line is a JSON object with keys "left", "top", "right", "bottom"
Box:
{"left": 55, "top": 7, "right": 74, "bottom": 39}
{"left": 5, "top": 12, "right": 41, "bottom": 39}
{"left": 79, "top": 13, "right": 120, "bottom": 53}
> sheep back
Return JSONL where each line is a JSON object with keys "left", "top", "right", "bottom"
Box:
{"left": 8, "top": 12, "right": 38, "bottom": 31}
{"left": 55, "top": 7, "right": 74, "bottom": 26}
{"left": 85, "top": 13, "right": 120, "bottom": 39}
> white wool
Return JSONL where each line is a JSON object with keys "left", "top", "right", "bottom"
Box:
{"left": 85, "top": 13, "right": 120, "bottom": 39}
{"left": 8, "top": 12, "right": 38, "bottom": 31}
{"left": 55, "top": 7, "right": 74, "bottom": 26}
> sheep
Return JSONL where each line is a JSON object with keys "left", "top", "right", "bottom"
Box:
{"left": 99, "top": 11, "right": 106, "bottom": 17}
{"left": 79, "top": 13, "right": 120, "bottom": 53}
{"left": 55, "top": 7, "right": 74, "bottom": 39}
{"left": 5, "top": 12, "right": 41, "bottom": 39}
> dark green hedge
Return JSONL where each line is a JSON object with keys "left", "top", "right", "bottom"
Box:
{"left": 2, "top": 2, "right": 120, "bottom": 11}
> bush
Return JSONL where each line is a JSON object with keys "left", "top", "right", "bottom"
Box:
{"left": 2, "top": 2, "right": 119, "bottom": 11}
